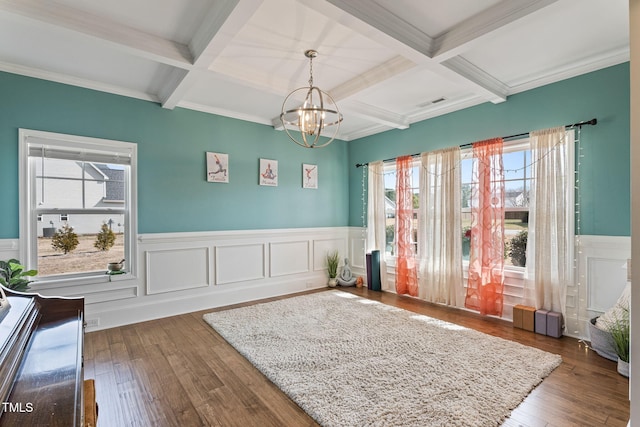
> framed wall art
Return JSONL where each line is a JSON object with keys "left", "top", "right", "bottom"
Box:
{"left": 302, "top": 164, "right": 317, "bottom": 189}
{"left": 206, "top": 152, "right": 229, "bottom": 183}
{"left": 259, "top": 158, "right": 278, "bottom": 186}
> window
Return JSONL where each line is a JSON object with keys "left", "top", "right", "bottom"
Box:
{"left": 19, "top": 129, "right": 137, "bottom": 281}
{"left": 383, "top": 160, "right": 420, "bottom": 258}
{"left": 461, "top": 140, "right": 531, "bottom": 267}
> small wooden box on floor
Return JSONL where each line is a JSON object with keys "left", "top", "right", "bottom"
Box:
{"left": 513, "top": 305, "right": 536, "bottom": 331}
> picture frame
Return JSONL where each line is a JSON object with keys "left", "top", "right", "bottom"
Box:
{"left": 206, "top": 152, "right": 229, "bottom": 183}
{"left": 302, "top": 164, "right": 318, "bottom": 189}
{"left": 259, "top": 158, "right": 278, "bottom": 186}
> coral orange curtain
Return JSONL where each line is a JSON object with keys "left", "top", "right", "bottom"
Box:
{"left": 465, "top": 138, "right": 505, "bottom": 316}
{"left": 395, "top": 155, "right": 418, "bottom": 296}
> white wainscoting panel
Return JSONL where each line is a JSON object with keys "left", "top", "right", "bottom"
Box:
{"left": 215, "top": 243, "right": 265, "bottom": 285}
{"left": 573, "top": 235, "right": 631, "bottom": 339}
{"left": 270, "top": 241, "right": 309, "bottom": 277}
{"left": 146, "top": 247, "right": 210, "bottom": 294}
{"left": 587, "top": 257, "right": 628, "bottom": 312}
{"left": 349, "top": 228, "right": 367, "bottom": 272}
{"left": 313, "top": 238, "right": 347, "bottom": 272}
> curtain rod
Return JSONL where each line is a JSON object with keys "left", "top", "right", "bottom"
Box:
{"left": 354, "top": 118, "right": 597, "bottom": 168}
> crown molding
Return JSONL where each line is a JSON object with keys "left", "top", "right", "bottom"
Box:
{"left": 340, "top": 123, "right": 393, "bottom": 142}
{"left": 176, "top": 101, "right": 272, "bottom": 126}
{"left": 507, "top": 46, "right": 630, "bottom": 95}
{"left": 0, "top": 61, "right": 159, "bottom": 103}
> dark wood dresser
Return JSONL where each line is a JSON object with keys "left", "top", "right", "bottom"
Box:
{"left": 0, "top": 286, "right": 86, "bottom": 426}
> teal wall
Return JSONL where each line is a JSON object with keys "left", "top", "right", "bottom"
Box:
{"left": 0, "top": 72, "right": 349, "bottom": 238}
{"left": 0, "top": 63, "right": 630, "bottom": 239}
{"left": 348, "top": 63, "right": 631, "bottom": 237}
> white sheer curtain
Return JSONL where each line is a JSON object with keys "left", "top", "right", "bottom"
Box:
{"left": 367, "top": 161, "right": 388, "bottom": 290}
{"left": 525, "top": 127, "right": 574, "bottom": 324}
{"left": 418, "top": 147, "right": 463, "bottom": 306}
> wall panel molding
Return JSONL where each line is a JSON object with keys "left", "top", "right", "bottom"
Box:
{"left": 215, "top": 243, "right": 265, "bottom": 285}
{"left": 564, "top": 235, "right": 631, "bottom": 338}
{"left": 270, "top": 240, "right": 310, "bottom": 277}
{"left": 146, "top": 246, "right": 210, "bottom": 294}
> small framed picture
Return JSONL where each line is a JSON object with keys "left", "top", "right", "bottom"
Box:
{"left": 206, "top": 152, "right": 229, "bottom": 183}
{"left": 259, "top": 158, "right": 278, "bottom": 186}
{"left": 302, "top": 164, "right": 318, "bottom": 189}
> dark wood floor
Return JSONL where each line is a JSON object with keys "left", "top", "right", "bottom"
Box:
{"left": 84, "top": 288, "right": 630, "bottom": 427}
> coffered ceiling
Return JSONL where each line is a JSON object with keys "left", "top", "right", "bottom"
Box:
{"left": 0, "top": 0, "right": 629, "bottom": 141}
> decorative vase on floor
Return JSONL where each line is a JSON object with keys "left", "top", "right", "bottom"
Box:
{"left": 328, "top": 278, "right": 337, "bottom": 288}
{"left": 617, "top": 358, "right": 629, "bottom": 378}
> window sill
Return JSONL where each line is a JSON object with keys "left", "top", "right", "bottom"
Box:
{"left": 383, "top": 259, "right": 526, "bottom": 279}
{"left": 30, "top": 271, "right": 136, "bottom": 290}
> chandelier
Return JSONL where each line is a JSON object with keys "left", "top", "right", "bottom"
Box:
{"left": 280, "top": 49, "right": 343, "bottom": 148}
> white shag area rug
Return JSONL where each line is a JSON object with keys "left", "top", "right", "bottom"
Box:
{"left": 203, "top": 291, "right": 562, "bottom": 427}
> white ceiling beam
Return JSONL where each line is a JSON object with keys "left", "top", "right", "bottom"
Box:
{"left": 441, "top": 56, "right": 508, "bottom": 103}
{"left": 298, "top": 0, "right": 432, "bottom": 64}
{"left": 161, "top": 0, "right": 265, "bottom": 109}
{"left": 432, "top": 0, "right": 559, "bottom": 61}
{"left": 314, "top": 0, "right": 558, "bottom": 107}
{"left": 323, "top": 0, "right": 434, "bottom": 58}
{"left": 329, "top": 55, "right": 415, "bottom": 102}
{"left": 0, "top": 0, "right": 192, "bottom": 68}
{"left": 341, "top": 101, "right": 410, "bottom": 130}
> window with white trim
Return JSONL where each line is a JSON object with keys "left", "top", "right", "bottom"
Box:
{"left": 383, "top": 161, "right": 420, "bottom": 259}
{"left": 19, "top": 129, "right": 137, "bottom": 281}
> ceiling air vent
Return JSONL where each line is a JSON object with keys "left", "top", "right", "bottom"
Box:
{"left": 417, "top": 97, "right": 446, "bottom": 108}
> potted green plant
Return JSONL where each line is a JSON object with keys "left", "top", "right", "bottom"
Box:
{"left": 607, "top": 307, "right": 629, "bottom": 377}
{"left": 326, "top": 250, "right": 339, "bottom": 287}
{"left": 507, "top": 230, "right": 527, "bottom": 267}
{"left": 0, "top": 259, "right": 37, "bottom": 292}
